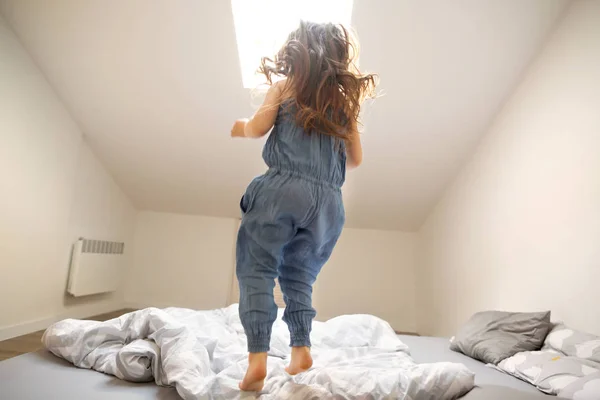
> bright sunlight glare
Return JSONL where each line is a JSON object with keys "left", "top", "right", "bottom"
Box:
{"left": 231, "top": 0, "right": 354, "bottom": 89}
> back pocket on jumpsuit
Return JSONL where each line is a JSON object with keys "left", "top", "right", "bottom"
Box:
{"left": 239, "top": 194, "right": 249, "bottom": 215}
{"left": 239, "top": 179, "right": 259, "bottom": 216}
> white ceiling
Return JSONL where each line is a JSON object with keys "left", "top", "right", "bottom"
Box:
{"left": 0, "top": 0, "right": 569, "bottom": 230}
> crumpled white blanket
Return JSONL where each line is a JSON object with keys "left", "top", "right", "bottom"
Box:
{"left": 43, "top": 305, "right": 474, "bottom": 399}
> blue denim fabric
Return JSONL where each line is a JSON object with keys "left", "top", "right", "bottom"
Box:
{"left": 236, "top": 104, "right": 346, "bottom": 353}
{"left": 262, "top": 102, "right": 346, "bottom": 188}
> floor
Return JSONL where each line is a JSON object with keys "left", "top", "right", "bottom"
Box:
{"left": 0, "top": 309, "right": 135, "bottom": 361}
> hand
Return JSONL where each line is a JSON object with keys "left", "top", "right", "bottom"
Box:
{"left": 231, "top": 119, "right": 248, "bottom": 138}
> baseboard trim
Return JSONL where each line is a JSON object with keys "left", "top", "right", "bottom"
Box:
{"left": 0, "top": 301, "right": 125, "bottom": 342}
{"left": 395, "top": 331, "right": 420, "bottom": 336}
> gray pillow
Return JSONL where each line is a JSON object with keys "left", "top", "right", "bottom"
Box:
{"left": 449, "top": 310, "right": 552, "bottom": 364}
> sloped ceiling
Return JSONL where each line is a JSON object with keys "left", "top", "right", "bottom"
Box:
{"left": 0, "top": 0, "right": 569, "bottom": 230}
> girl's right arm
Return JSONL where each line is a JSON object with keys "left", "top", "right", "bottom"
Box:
{"left": 231, "top": 81, "right": 284, "bottom": 138}
{"left": 346, "top": 120, "right": 363, "bottom": 169}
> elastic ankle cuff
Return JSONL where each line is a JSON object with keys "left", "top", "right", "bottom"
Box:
{"left": 243, "top": 322, "right": 273, "bottom": 353}
{"left": 290, "top": 333, "right": 311, "bottom": 348}
{"left": 247, "top": 341, "right": 270, "bottom": 353}
{"left": 285, "top": 312, "right": 314, "bottom": 348}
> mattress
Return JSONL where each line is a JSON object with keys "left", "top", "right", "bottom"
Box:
{"left": 398, "top": 335, "right": 554, "bottom": 399}
{"left": 0, "top": 336, "right": 551, "bottom": 399}
{"left": 0, "top": 350, "right": 180, "bottom": 400}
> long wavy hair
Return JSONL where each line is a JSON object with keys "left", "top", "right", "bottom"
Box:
{"left": 259, "top": 21, "right": 378, "bottom": 140}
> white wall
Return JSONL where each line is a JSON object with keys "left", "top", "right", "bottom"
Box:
{"left": 316, "top": 228, "right": 417, "bottom": 333}
{"left": 0, "top": 16, "right": 135, "bottom": 339}
{"left": 127, "top": 212, "right": 417, "bottom": 332}
{"left": 417, "top": 0, "right": 600, "bottom": 337}
{"left": 125, "top": 212, "right": 238, "bottom": 310}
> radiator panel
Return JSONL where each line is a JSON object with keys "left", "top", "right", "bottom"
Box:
{"left": 67, "top": 238, "right": 125, "bottom": 297}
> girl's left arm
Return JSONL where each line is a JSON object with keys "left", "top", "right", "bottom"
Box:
{"left": 231, "top": 81, "right": 283, "bottom": 138}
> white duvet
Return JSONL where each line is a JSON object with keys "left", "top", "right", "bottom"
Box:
{"left": 42, "top": 305, "right": 474, "bottom": 399}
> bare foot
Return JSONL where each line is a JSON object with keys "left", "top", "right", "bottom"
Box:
{"left": 286, "top": 346, "right": 313, "bottom": 375}
{"left": 239, "top": 352, "right": 267, "bottom": 392}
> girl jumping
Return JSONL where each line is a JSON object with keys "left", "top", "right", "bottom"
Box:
{"left": 231, "top": 20, "right": 377, "bottom": 391}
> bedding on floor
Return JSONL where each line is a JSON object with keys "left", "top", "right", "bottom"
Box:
{"left": 42, "top": 305, "right": 475, "bottom": 400}
{"left": 399, "top": 335, "right": 545, "bottom": 396}
{"left": 495, "top": 324, "right": 600, "bottom": 399}
{"left": 0, "top": 335, "right": 547, "bottom": 400}
{"left": 447, "top": 309, "right": 600, "bottom": 399}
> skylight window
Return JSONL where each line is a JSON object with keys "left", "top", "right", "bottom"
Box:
{"left": 231, "top": 0, "right": 354, "bottom": 89}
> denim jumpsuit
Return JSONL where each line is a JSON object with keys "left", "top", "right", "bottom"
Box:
{"left": 237, "top": 102, "right": 346, "bottom": 353}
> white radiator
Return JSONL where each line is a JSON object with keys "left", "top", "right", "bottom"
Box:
{"left": 67, "top": 238, "right": 125, "bottom": 297}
